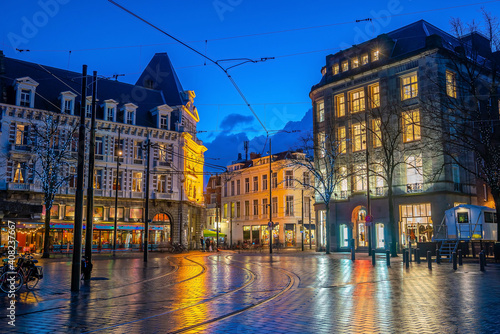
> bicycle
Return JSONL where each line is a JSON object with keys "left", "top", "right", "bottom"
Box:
{"left": 0, "top": 254, "right": 42, "bottom": 293}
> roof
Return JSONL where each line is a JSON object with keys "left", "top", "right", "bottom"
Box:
{"left": 0, "top": 52, "right": 187, "bottom": 128}
{"left": 446, "top": 204, "right": 496, "bottom": 213}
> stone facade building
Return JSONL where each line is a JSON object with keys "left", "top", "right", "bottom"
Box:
{"left": 0, "top": 51, "right": 206, "bottom": 251}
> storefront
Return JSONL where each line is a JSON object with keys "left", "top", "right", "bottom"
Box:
{"left": 303, "top": 224, "right": 315, "bottom": 246}
{"left": 284, "top": 224, "right": 296, "bottom": 247}
{"left": 400, "top": 203, "right": 433, "bottom": 246}
{"left": 261, "top": 225, "right": 279, "bottom": 245}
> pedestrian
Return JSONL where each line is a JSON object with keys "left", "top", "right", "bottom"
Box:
{"left": 207, "top": 238, "right": 212, "bottom": 252}
{"left": 200, "top": 236, "right": 205, "bottom": 252}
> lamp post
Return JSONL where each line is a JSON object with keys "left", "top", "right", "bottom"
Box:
{"left": 113, "top": 127, "right": 122, "bottom": 257}
{"left": 269, "top": 137, "right": 273, "bottom": 254}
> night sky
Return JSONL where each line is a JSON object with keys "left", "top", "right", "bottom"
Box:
{"left": 2, "top": 0, "right": 500, "bottom": 167}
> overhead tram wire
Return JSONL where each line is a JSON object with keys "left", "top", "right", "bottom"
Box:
{"left": 107, "top": 0, "right": 268, "bottom": 135}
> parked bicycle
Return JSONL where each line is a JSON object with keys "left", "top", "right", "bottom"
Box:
{"left": 169, "top": 243, "right": 186, "bottom": 254}
{"left": 0, "top": 253, "right": 43, "bottom": 293}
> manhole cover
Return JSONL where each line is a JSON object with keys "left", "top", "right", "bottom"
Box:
{"left": 90, "top": 277, "right": 109, "bottom": 281}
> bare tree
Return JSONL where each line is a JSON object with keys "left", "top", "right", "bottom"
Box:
{"left": 290, "top": 129, "right": 349, "bottom": 254}
{"left": 423, "top": 10, "right": 500, "bottom": 241}
{"left": 29, "top": 112, "right": 78, "bottom": 258}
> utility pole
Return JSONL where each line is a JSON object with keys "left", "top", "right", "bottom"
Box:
{"left": 71, "top": 65, "right": 87, "bottom": 292}
{"left": 144, "top": 137, "right": 151, "bottom": 262}
{"left": 301, "top": 188, "right": 304, "bottom": 251}
{"left": 269, "top": 137, "right": 273, "bottom": 254}
{"left": 215, "top": 173, "right": 219, "bottom": 251}
{"left": 113, "top": 127, "right": 122, "bottom": 256}
{"left": 365, "top": 112, "right": 372, "bottom": 256}
{"left": 84, "top": 71, "right": 97, "bottom": 280}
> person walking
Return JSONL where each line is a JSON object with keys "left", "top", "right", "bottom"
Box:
{"left": 206, "top": 238, "right": 212, "bottom": 252}
{"left": 200, "top": 236, "right": 205, "bottom": 252}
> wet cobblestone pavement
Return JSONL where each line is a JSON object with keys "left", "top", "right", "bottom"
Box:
{"left": 1, "top": 251, "right": 499, "bottom": 333}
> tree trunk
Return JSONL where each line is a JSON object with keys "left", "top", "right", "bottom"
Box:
{"left": 325, "top": 204, "right": 331, "bottom": 254}
{"left": 387, "top": 186, "right": 398, "bottom": 257}
{"left": 42, "top": 212, "right": 51, "bottom": 258}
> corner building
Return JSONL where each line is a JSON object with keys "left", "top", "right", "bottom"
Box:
{"left": 0, "top": 51, "right": 206, "bottom": 251}
{"left": 310, "top": 20, "right": 492, "bottom": 252}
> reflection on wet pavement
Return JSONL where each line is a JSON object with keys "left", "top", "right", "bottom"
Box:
{"left": 1, "top": 252, "right": 499, "bottom": 333}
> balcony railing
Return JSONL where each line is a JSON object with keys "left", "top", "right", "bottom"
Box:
{"left": 133, "top": 158, "right": 143, "bottom": 165}
{"left": 406, "top": 183, "right": 423, "bottom": 193}
{"left": 7, "top": 183, "right": 31, "bottom": 191}
{"left": 95, "top": 154, "right": 104, "bottom": 161}
{"left": 154, "top": 160, "right": 171, "bottom": 167}
{"left": 94, "top": 189, "right": 104, "bottom": 196}
{"left": 12, "top": 144, "right": 31, "bottom": 152}
{"left": 154, "top": 192, "right": 172, "bottom": 199}
{"left": 132, "top": 192, "right": 143, "bottom": 198}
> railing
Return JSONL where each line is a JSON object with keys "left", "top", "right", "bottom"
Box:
{"left": 132, "top": 192, "right": 143, "bottom": 198}
{"left": 406, "top": 183, "right": 423, "bottom": 193}
{"left": 133, "top": 159, "right": 143, "bottom": 165}
{"left": 95, "top": 154, "right": 104, "bottom": 161}
{"left": 154, "top": 193, "right": 172, "bottom": 199}
{"left": 12, "top": 144, "right": 31, "bottom": 151}
{"left": 7, "top": 183, "right": 31, "bottom": 191}
{"left": 154, "top": 161, "right": 171, "bottom": 167}
{"left": 94, "top": 189, "right": 103, "bottom": 196}
{"left": 375, "top": 187, "right": 385, "bottom": 196}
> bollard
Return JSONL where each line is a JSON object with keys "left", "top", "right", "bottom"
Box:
{"left": 416, "top": 248, "right": 421, "bottom": 264}
{"left": 436, "top": 249, "right": 441, "bottom": 264}
{"left": 372, "top": 249, "right": 376, "bottom": 266}
{"left": 458, "top": 249, "right": 463, "bottom": 266}
{"left": 427, "top": 251, "right": 432, "bottom": 270}
{"left": 405, "top": 250, "right": 410, "bottom": 269}
{"left": 480, "top": 251, "right": 485, "bottom": 271}
{"left": 386, "top": 250, "right": 391, "bottom": 267}
{"left": 452, "top": 251, "right": 457, "bottom": 270}
{"left": 351, "top": 247, "right": 355, "bottom": 261}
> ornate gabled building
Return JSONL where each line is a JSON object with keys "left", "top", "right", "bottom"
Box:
{"left": 0, "top": 51, "right": 206, "bottom": 251}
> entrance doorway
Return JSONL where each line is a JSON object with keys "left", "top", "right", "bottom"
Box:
{"left": 352, "top": 206, "right": 367, "bottom": 248}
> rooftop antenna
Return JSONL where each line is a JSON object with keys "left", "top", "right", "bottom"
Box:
{"left": 244, "top": 141, "right": 249, "bottom": 161}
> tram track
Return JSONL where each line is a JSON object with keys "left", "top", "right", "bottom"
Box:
{"left": 83, "top": 252, "right": 258, "bottom": 333}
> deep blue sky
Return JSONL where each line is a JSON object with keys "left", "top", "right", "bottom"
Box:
{"left": 2, "top": 0, "right": 500, "bottom": 167}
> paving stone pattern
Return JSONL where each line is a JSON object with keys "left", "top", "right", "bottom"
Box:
{"left": 1, "top": 252, "right": 499, "bottom": 333}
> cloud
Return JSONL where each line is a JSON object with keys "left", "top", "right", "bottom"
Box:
{"left": 219, "top": 113, "right": 254, "bottom": 131}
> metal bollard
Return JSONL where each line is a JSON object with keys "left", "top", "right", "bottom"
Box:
{"left": 458, "top": 249, "right": 463, "bottom": 266}
{"left": 452, "top": 251, "right": 457, "bottom": 270}
{"left": 480, "top": 251, "right": 485, "bottom": 271}
{"left": 436, "top": 249, "right": 441, "bottom": 264}
{"left": 405, "top": 250, "right": 410, "bottom": 269}
{"left": 416, "top": 248, "right": 421, "bottom": 264}
{"left": 351, "top": 247, "right": 355, "bottom": 261}
{"left": 427, "top": 251, "right": 432, "bottom": 270}
{"left": 372, "top": 249, "right": 376, "bottom": 266}
{"left": 386, "top": 250, "right": 391, "bottom": 267}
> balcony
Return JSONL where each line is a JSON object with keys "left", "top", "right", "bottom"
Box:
{"left": 154, "top": 192, "right": 172, "bottom": 199}
{"left": 375, "top": 187, "right": 385, "bottom": 196}
{"left": 406, "top": 183, "right": 423, "bottom": 193}
{"left": 94, "top": 189, "right": 104, "bottom": 196}
{"left": 154, "top": 161, "right": 171, "bottom": 167}
{"left": 7, "top": 182, "right": 31, "bottom": 191}
{"left": 11, "top": 144, "right": 31, "bottom": 152}
{"left": 132, "top": 192, "right": 143, "bottom": 198}
{"left": 133, "top": 158, "right": 143, "bottom": 165}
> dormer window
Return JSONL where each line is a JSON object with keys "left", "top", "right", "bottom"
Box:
{"left": 60, "top": 91, "right": 77, "bottom": 115}
{"left": 121, "top": 103, "right": 138, "bottom": 125}
{"left": 351, "top": 57, "right": 359, "bottom": 69}
{"left": 372, "top": 50, "right": 380, "bottom": 61}
{"left": 362, "top": 54, "right": 369, "bottom": 65}
{"left": 150, "top": 104, "right": 173, "bottom": 130}
{"left": 160, "top": 115, "right": 168, "bottom": 129}
{"left": 341, "top": 61, "right": 349, "bottom": 72}
{"left": 14, "top": 77, "right": 39, "bottom": 108}
{"left": 85, "top": 96, "right": 96, "bottom": 118}
{"left": 332, "top": 63, "right": 339, "bottom": 75}
{"left": 102, "top": 99, "right": 118, "bottom": 122}
{"left": 20, "top": 89, "right": 31, "bottom": 107}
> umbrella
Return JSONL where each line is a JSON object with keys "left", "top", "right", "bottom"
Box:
{"left": 203, "top": 229, "right": 226, "bottom": 237}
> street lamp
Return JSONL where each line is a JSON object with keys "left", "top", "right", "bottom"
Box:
{"left": 113, "top": 127, "right": 122, "bottom": 257}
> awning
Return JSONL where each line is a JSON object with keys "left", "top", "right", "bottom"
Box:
{"left": 203, "top": 229, "right": 226, "bottom": 237}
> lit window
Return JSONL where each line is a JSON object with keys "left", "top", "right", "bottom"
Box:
{"left": 317, "top": 101, "right": 324, "bottom": 122}
{"left": 350, "top": 89, "right": 365, "bottom": 113}
{"left": 352, "top": 122, "right": 366, "bottom": 151}
{"left": 341, "top": 61, "right": 349, "bottom": 72}
{"left": 132, "top": 172, "right": 143, "bottom": 192}
{"left": 354, "top": 164, "right": 366, "bottom": 191}
{"left": 362, "top": 54, "right": 369, "bottom": 65}
{"left": 134, "top": 141, "right": 143, "bottom": 159}
{"left": 372, "top": 119, "right": 382, "bottom": 147}
{"left": 285, "top": 170, "right": 293, "bottom": 187}
{"left": 13, "top": 162, "right": 25, "bottom": 183}
{"left": 318, "top": 132, "right": 326, "bottom": 158}
{"left": 400, "top": 203, "right": 432, "bottom": 244}
{"left": 335, "top": 94, "right": 345, "bottom": 117}
{"left": 285, "top": 196, "right": 294, "bottom": 216}
{"left": 15, "top": 124, "right": 28, "bottom": 145}
{"left": 403, "top": 110, "right": 421, "bottom": 142}
{"left": 372, "top": 50, "right": 380, "bottom": 61}
{"left": 94, "top": 170, "right": 103, "bottom": 190}
{"left": 446, "top": 70, "right": 457, "bottom": 98}
{"left": 370, "top": 83, "right": 380, "bottom": 108}
{"left": 113, "top": 171, "right": 122, "bottom": 191}
{"left": 332, "top": 64, "right": 339, "bottom": 75}
{"left": 406, "top": 154, "right": 423, "bottom": 188}
{"left": 337, "top": 126, "right": 346, "bottom": 154}
{"left": 401, "top": 74, "right": 418, "bottom": 100}
{"left": 339, "top": 167, "right": 348, "bottom": 193}
{"left": 351, "top": 57, "right": 359, "bottom": 69}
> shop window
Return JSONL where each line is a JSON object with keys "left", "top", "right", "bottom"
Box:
{"left": 400, "top": 203, "right": 432, "bottom": 245}
{"left": 243, "top": 226, "right": 251, "bottom": 241}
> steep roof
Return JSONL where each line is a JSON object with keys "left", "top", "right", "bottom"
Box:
{"left": 0, "top": 52, "right": 187, "bottom": 128}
